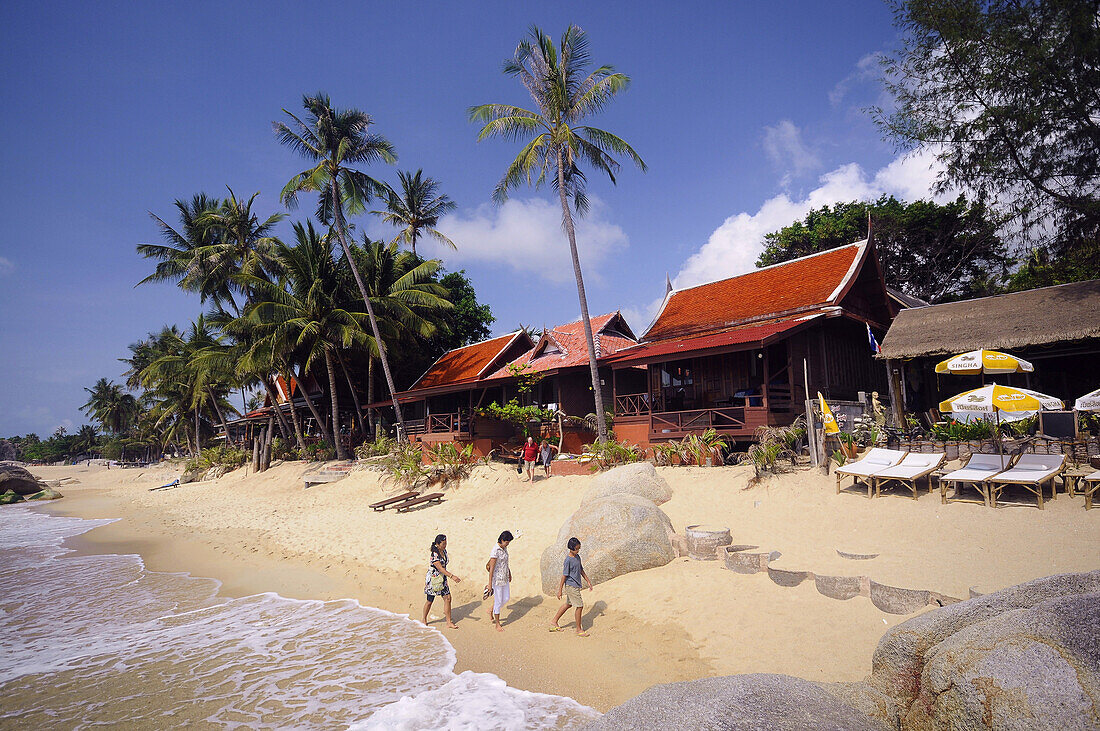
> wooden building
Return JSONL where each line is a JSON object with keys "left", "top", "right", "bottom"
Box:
{"left": 879, "top": 279, "right": 1100, "bottom": 421}
{"left": 390, "top": 313, "right": 638, "bottom": 454}
{"left": 607, "top": 241, "right": 898, "bottom": 447}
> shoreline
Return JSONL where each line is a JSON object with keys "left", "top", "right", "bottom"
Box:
{"left": 24, "top": 459, "right": 1100, "bottom": 713}
{"left": 37, "top": 473, "right": 714, "bottom": 712}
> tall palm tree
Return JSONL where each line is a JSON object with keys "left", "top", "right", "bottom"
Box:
{"left": 373, "top": 169, "right": 457, "bottom": 256}
{"left": 80, "top": 378, "right": 141, "bottom": 435}
{"left": 469, "top": 25, "right": 646, "bottom": 442}
{"left": 273, "top": 93, "right": 409, "bottom": 439}
{"left": 137, "top": 194, "right": 228, "bottom": 305}
{"left": 350, "top": 236, "right": 453, "bottom": 432}
{"left": 245, "top": 222, "right": 372, "bottom": 459}
{"left": 198, "top": 188, "right": 286, "bottom": 313}
{"left": 72, "top": 425, "right": 99, "bottom": 456}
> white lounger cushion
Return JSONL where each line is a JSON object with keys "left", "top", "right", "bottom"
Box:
{"left": 1085, "top": 470, "right": 1100, "bottom": 481}
{"left": 940, "top": 453, "right": 1011, "bottom": 483}
{"left": 835, "top": 448, "right": 907, "bottom": 478}
{"left": 988, "top": 454, "right": 1065, "bottom": 483}
{"left": 874, "top": 452, "right": 945, "bottom": 480}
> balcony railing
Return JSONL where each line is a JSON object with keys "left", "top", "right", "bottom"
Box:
{"left": 615, "top": 393, "right": 652, "bottom": 416}
{"left": 427, "top": 412, "right": 471, "bottom": 434}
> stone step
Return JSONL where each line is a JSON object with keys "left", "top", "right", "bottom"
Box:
{"left": 303, "top": 473, "right": 347, "bottom": 488}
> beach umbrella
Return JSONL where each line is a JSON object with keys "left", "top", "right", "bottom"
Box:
{"left": 818, "top": 392, "right": 840, "bottom": 434}
{"left": 934, "top": 349, "right": 1034, "bottom": 375}
{"left": 939, "top": 384, "right": 1063, "bottom": 460}
{"left": 1075, "top": 387, "right": 1100, "bottom": 412}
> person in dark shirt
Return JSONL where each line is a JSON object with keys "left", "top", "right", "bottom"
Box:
{"left": 549, "top": 536, "right": 593, "bottom": 636}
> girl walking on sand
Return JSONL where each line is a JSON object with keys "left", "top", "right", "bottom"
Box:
{"left": 422, "top": 534, "right": 462, "bottom": 629}
{"left": 485, "top": 530, "right": 514, "bottom": 631}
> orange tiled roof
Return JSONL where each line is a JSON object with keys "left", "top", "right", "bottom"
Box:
{"left": 644, "top": 242, "right": 865, "bottom": 341}
{"left": 485, "top": 313, "right": 637, "bottom": 379}
{"left": 410, "top": 332, "right": 526, "bottom": 390}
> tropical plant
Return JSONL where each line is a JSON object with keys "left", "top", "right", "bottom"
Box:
{"left": 80, "top": 378, "right": 141, "bottom": 435}
{"left": 740, "top": 419, "right": 806, "bottom": 478}
{"left": 477, "top": 400, "right": 553, "bottom": 435}
{"left": 383, "top": 441, "right": 429, "bottom": 486}
{"left": 274, "top": 93, "right": 408, "bottom": 439}
{"left": 830, "top": 449, "right": 849, "bottom": 467}
{"left": 682, "top": 428, "right": 727, "bottom": 466}
{"left": 196, "top": 188, "right": 285, "bottom": 313}
{"left": 580, "top": 439, "right": 643, "bottom": 471}
{"left": 136, "top": 194, "right": 226, "bottom": 304}
{"left": 355, "top": 434, "right": 396, "bottom": 459}
{"left": 373, "top": 169, "right": 457, "bottom": 256}
{"left": 470, "top": 24, "right": 646, "bottom": 443}
{"left": 427, "top": 441, "right": 478, "bottom": 486}
{"left": 651, "top": 440, "right": 687, "bottom": 467}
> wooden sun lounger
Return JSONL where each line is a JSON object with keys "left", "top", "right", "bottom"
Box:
{"left": 1080, "top": 470, "right": 1100, "bottom": 510}
{"left": 871, "top": 452, "right": 946, "bottom": 500}
{"left": 369, "top": 491, "right": 419, "bottom": 512}
{"left": 938, "top": 453, "right": 1012, "bottom": 506}
{"left": 986, "top": 454, "right": 1065, "bottom": 509}
{"left": 835, "top": 448, "right": 908, "bottom": 498}
{"left": 395, "top": 492, "right": 445, "bottom": 513}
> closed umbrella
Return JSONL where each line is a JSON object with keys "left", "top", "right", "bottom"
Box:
{"left": 935, "top": 349, "right": 1034, "bottom": 375}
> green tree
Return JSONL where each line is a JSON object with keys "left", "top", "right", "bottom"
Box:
{"left": 373, "top": 169, "right": 457, "bottom": 257}
{"left": 436, "top": 270, "right": 494, "bottom": 350}
{"left": 469, "top": 25, "right": 646, "bottom": 442}
{"left": 137, "top": 194, "right": 227, "bottom": 304}
{"left": 197, "top": 188, "right": 286, "bottom": 313}
{"left": 274, "top": 93, "right": 409, "bottom": 439}
{"left": 758, "top": 195, "right": 1010, "bottom": 302}
{"left": 80, "top": 378, "right": 141, "bottom": 435}
{"left": 877, "top": 0, "right": 1100, "bottom": 281}
{"left": 72, "top": 425, "right": 99, "bottom": 455}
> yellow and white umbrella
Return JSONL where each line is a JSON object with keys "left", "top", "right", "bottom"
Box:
{"left": 939, "top": 383, "right": 1062, "bottom": 418}
{"left": 818, "top": 392, "right": 839, "bottom": 434}
{"left": 935, "top": 349, "right": 1034, "bottom": 375}
{"left": 1075, "top": 387, "right": 1100, "bottom": 412}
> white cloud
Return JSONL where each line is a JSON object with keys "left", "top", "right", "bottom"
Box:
{"left": 672, "top": 148, "right": 947, "bottom": 291}
{"left": 762, "top": 120, "right": 820, "bottom": 180}
{"left": 829, "top": 52, "right": 882, "bottom": 107}
{"left": 431, "top": 197, "right": 629, "bottom": 283}
{"left": 0, "top": 256, "right": 13, "bottom": 276}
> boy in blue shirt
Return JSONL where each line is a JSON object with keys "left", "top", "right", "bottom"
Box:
{"left": 549, "top": 536, "right": 593, "bottom": 636}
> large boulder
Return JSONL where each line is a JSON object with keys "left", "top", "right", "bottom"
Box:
{"left": 0, "top": 490, "right": 24, "bottom": 505}
{"left": 0, "top": 464, "right": 47, "bottom": 495}
{"left": 580, "top": 462, "right": 672, "bottom": 507}
{"left": 586, "top": 674, "right": 889, "bottom": 730}
{"left": 26, "top": 487, "right": 64, "bottom": 501}
{"left": 869, "top": 570, "right": 1100, "bottom": 711}
{"left": 540, "top": 493, "right": 676, "bottom": 595}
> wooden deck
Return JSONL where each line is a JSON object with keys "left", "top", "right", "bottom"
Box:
{"left": 647, "top": 406, "right": 769, "bottom": 439}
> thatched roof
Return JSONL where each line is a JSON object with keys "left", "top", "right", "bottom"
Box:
{"left": 880, "top": 279, "right": 1100, "bottom": 359}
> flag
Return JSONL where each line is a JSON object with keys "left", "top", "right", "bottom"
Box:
{"left": 866, "top": 323, "right": 881, "bottom": 355}
{"left": 818, "top": 391, "right": 840, "bottom": 434}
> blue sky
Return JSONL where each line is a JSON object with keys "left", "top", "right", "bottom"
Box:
{"left": 0, "top": 1, "right": 942, "bottom": 437}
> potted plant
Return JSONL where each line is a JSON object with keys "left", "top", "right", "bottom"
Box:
{"left": 838, "top": 431, "right": 858, "bottom": 459}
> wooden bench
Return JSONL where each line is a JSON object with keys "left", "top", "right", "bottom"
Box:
{"left": 369, "top": 491, "right": 419, "bottom": 512}
{"left": 395, "top": 492, "right": 445, "bottom": 513}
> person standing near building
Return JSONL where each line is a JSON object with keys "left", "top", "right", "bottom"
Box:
{"left": 521, "top": 436, "right": 539, "bottom": 482}
{"left": 539, "top": 439, "right": 559, "bottom": 478}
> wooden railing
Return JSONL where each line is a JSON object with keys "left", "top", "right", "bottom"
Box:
{"left": 615, "top": 393, "right": 652, "bottom": 416}
{"left": 650, "top": 406, "right": 748, "bottom": 435}
{"left": 427, "top": 412, "right": 471, "bottom": 434}
{"left": 405, "top": 419, "right": 427, "bottom": 435}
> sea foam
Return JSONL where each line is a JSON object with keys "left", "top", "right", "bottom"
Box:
{"left": 0, "top": 506, "right": 599, "bottom": 729}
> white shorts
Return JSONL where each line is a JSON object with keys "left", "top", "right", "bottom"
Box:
{"left": 492, "top": 583, "right": 510, "bottom": 615}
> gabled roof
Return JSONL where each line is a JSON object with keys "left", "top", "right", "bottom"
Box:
{"left": 643, "top": 242, "right": 867, "bottom": 342}
{"left": 880, "top": 279, "right": 1100, "bottom": 359}
{"left": 485, "top": 312, "right": 638, "bottom": 379}
{"left": 408, "top": 331, "right": 533, "bottom": 390}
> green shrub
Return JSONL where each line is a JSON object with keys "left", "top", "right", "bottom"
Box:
{"left": 477, "top": 400, "right": 553, "bottom": 435}
{"left": 428, "top": 442, "right": 478, "bottom": 485}
{"left": 302, "top": 442, "right": 336, "bottom": 462}
{"left": 383, "top": 442, "right": 428, "bottom": 486}
{"left": 581, "top": 439, "right": 643, "bottom": 471}
{"left": 355, "top": 435, "right": 396, "bottom": 459}
{"left": 185, "top": 444, "right": 250, "bottom": 473}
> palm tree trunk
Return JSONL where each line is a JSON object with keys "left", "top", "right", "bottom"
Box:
{"left": 282, "top": 370, "right": 307, "bottom": 451}
{"left": 556, "top": 151, "right": 609, "bottom": 443}
{"left": 194, "top": 405, "right": 202, "bottom": 456}
{"left": 297, "top": 365, "right": 333, "bottom": 443}
{"left": 261, "top": 416, "right": 274, "bottom": 471}
{"left": 331, "top": 180, "right": 408, "bottom": 440}
{"left": 260, "top": 379, "right": 293, "bottom": 442}
{"left": 366, "top": 357, "right": 376, "bottom": 438}
{"left": 336, "top": 349, "right": 368, "bottom": 442}
{"left": 206, "top": 387, "right": 232, "bottom": 445}
{"left": 323, "top": 347, "right": 348, "bottom": 460}
{"left": 251, "top": 427, "right": 261, "bottom": 472}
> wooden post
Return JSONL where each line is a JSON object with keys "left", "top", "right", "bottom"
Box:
{"left": 886, "top": 359, "right": 905, "bottom": 427}
{"left": 804, "top": 357, "right": 818, "bottom": 467}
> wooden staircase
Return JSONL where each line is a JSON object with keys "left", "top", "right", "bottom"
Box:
{"left": 303, "top": 460, "right": 356, "bottom": 489}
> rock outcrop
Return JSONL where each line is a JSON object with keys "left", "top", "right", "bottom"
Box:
{"left": 0, "top": 464, "right": 48, "bottom": 495}
{"left": 26, "top": 487, "right": 64, "bottom": 501}
{"left": 587, "top": 674, "right": 890, "bottom": 730}
{"left": 579, "top": 462, "right": 672, "bottom": 507}
{"left": 540, "top": 493, "right": 677, "bottom": 595}
{"left": 0, "top": 490, "right": 24, "bottom": 505}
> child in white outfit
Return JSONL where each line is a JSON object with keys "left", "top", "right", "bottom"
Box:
{"left": 485, "top": 530, "right": 514, "bottom": 631}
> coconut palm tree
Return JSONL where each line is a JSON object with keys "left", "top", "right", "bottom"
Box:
{"left": 245, "top": 221, "right": 372, "bottom": 459}
{"left": 80, "top": 378, "right": 141, "bottom": 435}
{"left": 197, "top": 188, "right": 286, "bottom": 313}
{"left": 72, "top": 425, "right": 99, "bottom": 456}
{"left": 373, "top": 169, "right": 457, "bottom": 256}
{"left": 273, "top": 93, "right": 409, "bottom": 439}
{"left": 137, "top": 194, "right": 228, "bottom": 305}
{"left": 469, "top": 25, "right": 646, "bottom": 442}
{"left": 349, "top": 236, "right": 453, "bottom": 432}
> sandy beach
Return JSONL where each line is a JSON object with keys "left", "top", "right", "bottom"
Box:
{"left": 28, "top": 459, "right": 1100, "bottom": 712}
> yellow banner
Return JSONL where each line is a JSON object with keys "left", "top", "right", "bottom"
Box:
{"left": 818, "top": 392, "right": 840, "bottom": 434}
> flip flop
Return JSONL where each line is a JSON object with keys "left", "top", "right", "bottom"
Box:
{"left": 576, "top": 631, "right": 590, "bottom": 637}
{"left": 548, "top": 625, "right": 564, "bottom": 632}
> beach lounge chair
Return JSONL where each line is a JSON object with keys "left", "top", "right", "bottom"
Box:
{"left": 395, "top": 492, "right": 445, "bottom": 513}
{"left": 871, "top": 452, "right": 946, "bottom": 500}
{"left": 835, "top": 448, "right": 907, "bottom": 498}
{"left": 1080, "top": 470, "right": 1100, "bottom": 510}
{"left": 986, "top": 454, "right": 1065, "bottom": 509}
{"left": 938, "top": 453, "right": 1011, "bottom": 506}
{"left": 369, "top": 491, "right": 419, "bottom": 512}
